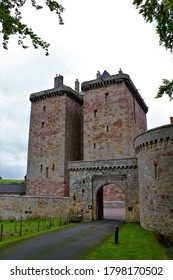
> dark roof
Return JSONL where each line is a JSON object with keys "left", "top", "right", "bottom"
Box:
{"left": 101, "top": 70, "right": 110, "bottom": 78}
{"left": 0, "top": 184, "right": 26, "bottom": 194}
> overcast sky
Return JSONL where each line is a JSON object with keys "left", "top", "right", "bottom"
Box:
{"left": 0, "top": 0, "right": 172, "bottom": 179}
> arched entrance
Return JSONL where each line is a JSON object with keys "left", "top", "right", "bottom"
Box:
{"left": 96, "top": 184, "right": 125, "bottom": 220}
{"left": 69, "top": 158, "right": 139, "bottom": 223}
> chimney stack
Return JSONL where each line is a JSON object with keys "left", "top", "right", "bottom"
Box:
{"left": 170, "top": 117, "right": 173, "bottom": 125}
{"left": 75, "top": 79, "right": 80, "bottom": 93}
{"left": 96, "top": 71, "right": 101, "bottom": 79}
{"left": 54, "top": 74, "right": 63, "bottom": 88}
{"left": 118, "top": 68, "right": 123, "bottom": 74}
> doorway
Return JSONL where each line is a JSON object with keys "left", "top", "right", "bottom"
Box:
{"left": 96, "top": 184, "right": 125, "bottom": 220}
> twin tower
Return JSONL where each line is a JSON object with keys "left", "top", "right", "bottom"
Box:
{"left": 26, "top": 69, "right": 148, "bottom": 197}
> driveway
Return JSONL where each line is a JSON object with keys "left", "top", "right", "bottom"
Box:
{"left": 0, "top": 218, "right": 124, "bottom": 260}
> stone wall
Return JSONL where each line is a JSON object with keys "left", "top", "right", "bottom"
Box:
{"left": 103, "top": 184, "right": 125, "bottom": 208}
{"left": 135, "top": 125, "right": 173, "bottom": 242}
{"left": 0, "top": 195, "right": 70, "bottom": 220}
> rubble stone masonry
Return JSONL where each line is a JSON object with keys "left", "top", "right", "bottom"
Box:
{"left": 0, "top": 195, "right": 69, "bottom": 220}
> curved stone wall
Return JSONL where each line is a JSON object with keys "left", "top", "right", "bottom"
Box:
{"left": 135, "top": 125, "right": 173, "bottom": 242}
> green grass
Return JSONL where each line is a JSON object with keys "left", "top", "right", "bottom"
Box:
{"left": 0, "top": 179, "right": 24, "bottom": 184}
{"left": 85, "top": 223, "right": 169, "bottom": 260}
{"left": 0, "top": 217, "right": 70, "bottom": 247}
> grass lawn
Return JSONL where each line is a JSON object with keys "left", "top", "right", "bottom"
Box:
{"left": 0, "top": 179, "right": 24, "bottom": 184}
{"left": 85, "top": 223, "right": 170, "bottom": 260}
{"left": 0, "top": 217, "right": 70, "bottom": 247}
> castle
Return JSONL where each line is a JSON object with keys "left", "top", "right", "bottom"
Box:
{"left": 0, "top": 70, "right": 172, "bottom": 243}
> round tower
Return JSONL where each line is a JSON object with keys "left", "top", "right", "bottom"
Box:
{"left": 135, "top": 124, "right": 173, "bottom": 243}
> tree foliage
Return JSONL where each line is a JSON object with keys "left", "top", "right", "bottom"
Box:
{"left": 133, "top": 1, "right": 173, "bottom": 100}
{"left": 0, "top": 0, "right": 64, "bottom": 55}
{"left": 155, "top": 79, "right": 173, "bottom": 100}
{"left": 132, "top": 0, "right": 173, "bottom": 52}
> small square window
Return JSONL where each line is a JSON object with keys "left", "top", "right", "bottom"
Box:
{"left": 105, "top": 92, "right": 109, "bottom": 98}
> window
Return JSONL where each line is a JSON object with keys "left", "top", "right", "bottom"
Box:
{"left": 46, "top": 167, "right": 49, "bottom": 178}
{"left": 52, "top": 164, "right": 55, "bottom": 171}
{"left": 41, "top": 122, "right": 44, "bottom": 128}
{"left": 106, "top": 125, "right": 109, "bottom": 132}
{"left": 94, "top": 143, "right": 96, "bottom": 149}
{"left": 94, "top": 110, "right": 97, "bottom": 117}
{"left": 40, "top": 165, "right": 43, "bottom": 172}
{"left": 154, "top": 164, "right": 158, "bottom": 179}
{"left": 43, "top": 105, "right": 46, "bottom": 111}
{"left": 105, "top": 92, "right": 109, "bottom": 99}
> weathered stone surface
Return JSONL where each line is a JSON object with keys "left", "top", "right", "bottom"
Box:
{"left": 83, "top": 80, "right": 147, "bottom": 161}
{"left": 26, "top": 79, "right": 83, "bottom": 197}
{"left": 135, "top": 125, "right": 173, "bottom": 241}
{"left": 0, "top": 195, "right": 69, "bottom": 220}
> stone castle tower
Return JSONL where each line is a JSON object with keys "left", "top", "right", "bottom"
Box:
{"left": 26, "top": 75, "right": 83, "bottom": 196}
{"left": 82, "top": 70, "right": 148, "bottom": 160}
{"left": 26, "top": 69, "right": 148, "bottom": 197}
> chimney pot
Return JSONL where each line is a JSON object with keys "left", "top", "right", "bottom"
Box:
{"left": 54, "top": 74, "right": 63, "bottom": 88}
{"left": 75, "top": 79, "right": 80, "bottom": 93}
{"left": 96, "top": 71, "right": 101, "bottom": 79}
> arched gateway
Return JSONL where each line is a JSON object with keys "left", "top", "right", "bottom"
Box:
{"left": 68, "top": 158, "right": 140, "bottom": 223}
{"left": 96, "top": 183, "right": 125, "bottom": 220}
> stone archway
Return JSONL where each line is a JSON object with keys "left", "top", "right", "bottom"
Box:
{"left": 68, "top": 158, "right": 140, "bottom": 223}
{"left": 95, "top": 183, "right": 126, "bottom": 221}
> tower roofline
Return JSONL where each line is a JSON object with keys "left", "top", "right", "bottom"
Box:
{"left": 30, "top": 85, "right": 83, "bottom": 105}
{"left": 81, "top": 72, "right": 148, "bottom": 113}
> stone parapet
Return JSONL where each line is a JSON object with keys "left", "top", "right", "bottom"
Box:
{"left": 81, "top": 72, "right": 148, "bottom": 113}
{"left": 68, "top": 158, "right": 138, "bottom": 171}
{"left": 30, "top": 85, "right": 83, "bottom": 105}
{"left": 135, "top": 124, "right": 173, "bottom": 153}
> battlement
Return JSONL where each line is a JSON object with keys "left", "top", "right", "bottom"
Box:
{"left": 30, "top": 75, "right": 83, "bottom": 105}
{"left": 135, "top": 124, "right": 173, "bottom": 154}
{"left": 30, "top": 85, "right": 83, "bottom": 104}
{"left": 81, "top": 71, "right": 148, "bottom": 113}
